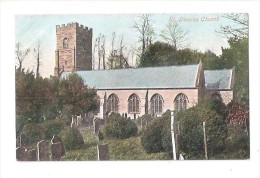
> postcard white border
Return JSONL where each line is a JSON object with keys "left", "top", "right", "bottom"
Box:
{"left": 1, "top": 1, "right": 260, "bottom": 178}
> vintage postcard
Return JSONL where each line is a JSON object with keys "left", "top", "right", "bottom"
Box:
{"left": 15, "top": 13, "right": 249, "bottom": 161}
{"left": 1, "top": 1, "right": 260, "bottom": 178}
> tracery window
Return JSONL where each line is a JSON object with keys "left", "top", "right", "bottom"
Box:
{"left": 150, "top": 94, "right": 164, "bottom": 114}
{"left": 174, "top": 93, "right": 189, "bottom": 111}
{"left": 63, "top": 37, "right": 68, "bottom": 49}
{"left": 107, "top": 93, "right": 119, "bottom": 113}
{"left": 128, "top": 94, "right": 140, "bottom": 113}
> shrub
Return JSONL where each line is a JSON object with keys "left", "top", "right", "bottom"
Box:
{"left": 21, "top": 123, "right": 45, "bottom": 145}
{"left": 104, "top": 113, "right": 138, "bottom": 139}
{"left": 59, "top": 127, "right": 84, "bottom": 151}
{"left": 161, "top": 117, "right": 172, "bottom": 156}
{"left": 202, "top": 99, "right": 229, "bottom": 118}
{"left": 175, "top": 106, "right": 227, "bottom": 159}
{"left": 42, "top": 119, "right": 65, "bottom": 140}
{"left": 141, "top": 118, "right": 165, "bottom": 153}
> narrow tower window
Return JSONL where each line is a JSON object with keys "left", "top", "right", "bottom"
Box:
{"left": 63, "top": 37, "right": 68, "bottom": 49}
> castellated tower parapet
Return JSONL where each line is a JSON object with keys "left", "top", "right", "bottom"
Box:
{"left": 54, "top": 22, "right": 92, "bottom": 77}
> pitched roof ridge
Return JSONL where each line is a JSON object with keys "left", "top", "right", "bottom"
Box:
{"left": 76, "top": 63, "right": 200, "bottom": 73}
{"left": 204, "top": 68, "right": 233, "bottom": 72}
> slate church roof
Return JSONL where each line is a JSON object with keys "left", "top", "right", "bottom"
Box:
{"left": 204, "top": 69, "right": 233, "bottom": 90}
{"left": 62, "top": 64, "right": 234, "bottom": 90}
{"left": 62, "top": 64, "right": 200, "bottom": 89}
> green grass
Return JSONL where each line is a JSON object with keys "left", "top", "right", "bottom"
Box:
{"left": 106, "top": 137, "right": 170, "bottom": 160}
{"left": 63, "top": 127, "right": 171, "bottom": 161}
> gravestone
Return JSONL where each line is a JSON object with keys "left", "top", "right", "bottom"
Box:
{"left": 51, "top": 135, "right": 65, "bottom": 158}
{"left": 37, "top": 140, "right": 50, "bottom": 161}
{"left": 51, "top": 142, "right": 63, "bottom": 161}
{"left": 97, "top": 144, "right": 109, "bottom": 161}
{"left": 71, "top": 115, "right": 77, "bottom": 128}
{"left": 16, "top": 147, "right": 28, "bottom": 161}
{"left": 76, "top": 115, "right": 83, "bottom": 126}
{"left": 27, "top": 149, "right": 37, "bottom": 161}
{"left": 93, "top": 118, "right": 100, "bottom": 134}
{"left": 51, "top": 135, "right": 62, "bottom": 144}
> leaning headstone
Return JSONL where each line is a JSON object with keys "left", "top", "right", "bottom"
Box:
{"left": 51, "top": 135, "right": 65, "bottom": 156}
{"left": 27, "top": 149, "right": 37, "bottom": 161}
{"left": 93, "top": 119, "right": 100, "bottom": 134}
{"left": 51, "top": 142, "right": 63, "bottom": 161}
{"left": 37, "top": 140, "right": 50, "bottom": 161}
{"left": 97, "top": 144, "right": 109, "bottom": 161}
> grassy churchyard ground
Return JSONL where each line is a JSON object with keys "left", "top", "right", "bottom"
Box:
{"left": 64, "top": 127, "right": 170, "bottom": 161}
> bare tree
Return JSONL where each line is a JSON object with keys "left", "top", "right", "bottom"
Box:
{"left": 160, "top": 20, "right": 189, "bottom": 50}
{"left": 97, "top": 34, "right": 101, "bottom": 70}
{"left": 15, "top": 42, "right": 30, "bottom": 71}
{"left": 33, "top": 42, "right": 41, "bottom": 78}
{"left": 96, "top": 34, "right": 106, "bottom": 70}
{"left": 101, "top": 35, "right": 106, "bottom": 69}
{"left": 133, "top": 14, "right": 154, "bottom": 55}
{"left": 217, "top": 13, "right": 248, "bottom": 40}
{"left": 110, "top": 32, "right": 116, "bottom": 68}
{"left": 92, "top": 38, "right": 98, "bottom": 69}
{"left": 107, "top": 34, "right": 130, "bottom": 69}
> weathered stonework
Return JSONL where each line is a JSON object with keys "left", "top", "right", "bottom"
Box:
{"left": 54, "top": 22, "right": 92, "bottom": 76}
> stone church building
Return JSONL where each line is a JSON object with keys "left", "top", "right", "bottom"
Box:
{"left": 55, "top": 22, "right": 234, "bottom": 119}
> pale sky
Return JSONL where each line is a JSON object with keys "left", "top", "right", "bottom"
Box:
{"left": 15, "top": 14, "right": 235, "bottom": 78}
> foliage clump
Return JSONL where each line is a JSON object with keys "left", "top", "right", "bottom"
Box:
{"left": 140, "top": 111, "right": 171, "bottom": 154}
{"left": 21, "top": 123, "right": 45, "bottom": 145}
{"left": 59, "top": 127, "right": 84, "bottom": 151}
{"left": 104, "top": 113, "right": 138, "bottom": 139}
{"left": 42, "top": 119, "right": 65, "bottom": 140}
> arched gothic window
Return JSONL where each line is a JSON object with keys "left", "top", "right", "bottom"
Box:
{"left": 107, "top": 94, "right": 119, "bottom": 113}
{"left": 174, "top": 93, "right": 189, "bottom": 111}
{"left": 63, "top": 37, "right": 68, "bottom": 49}
{"left": 150, "top": 94, "right": 164, "bottom": 114}
{"left": 128, "top": 94, "right": 140, "bottom": 113}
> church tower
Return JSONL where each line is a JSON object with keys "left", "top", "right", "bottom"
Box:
{"left": 54, "top": 22, "right": 92, "bottom": 76}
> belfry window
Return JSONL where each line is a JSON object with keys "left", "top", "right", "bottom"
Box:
{"left": 174, "top": 93, "right": 189, "bottom": 111}
{"left": 128, "top": 94, "right": 140, "bottom": 113}
{"left": 150, "top": 94, "right": 164, "bottom": 114}
{"left": 107, "top": 94, "right": 119, "bottom": 113}
{"left": 63, "top": 37, "right": 68, "bottom": 49}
